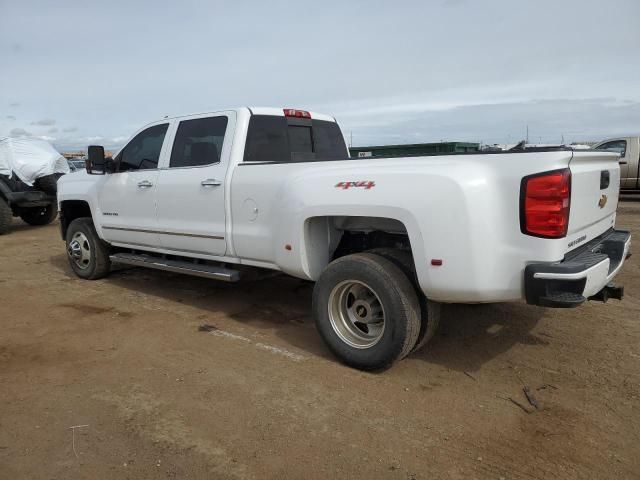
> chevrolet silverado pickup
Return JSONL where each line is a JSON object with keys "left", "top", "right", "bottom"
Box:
{"left": 57, "top": 107, "right": 632, "bottom": 370}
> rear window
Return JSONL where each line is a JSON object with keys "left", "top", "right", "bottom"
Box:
{"left": 243, "top": 115, "right": 347, "bottom": 163}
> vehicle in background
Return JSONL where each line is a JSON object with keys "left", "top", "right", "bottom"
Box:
{"left": 57, "top": 107, "right": 631, "bottom": 371}
{"left": 67, "top": 158, "right": 86, "bottom": 171}
{"left": 593, "top": 137, "right": 640, "bottom": 192}
{"left": 0, "top": 137, "right": 69, "bottom": 234}
{"left": 482, "top": 143, "right": 592, "bottom": 152}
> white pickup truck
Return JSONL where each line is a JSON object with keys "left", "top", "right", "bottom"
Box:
{"left": 57, "top": 107, "right": 632, "bottom": 370}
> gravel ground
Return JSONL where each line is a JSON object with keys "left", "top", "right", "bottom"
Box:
{"left": 1, "top": 198, "right": 639, "bottom": 479}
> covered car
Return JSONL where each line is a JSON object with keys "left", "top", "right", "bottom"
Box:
{"left": 0, "top": 137, "right": 69, "bottom": 186}
{"left": 0, "top": 137, "right": 69, "bottom": 234}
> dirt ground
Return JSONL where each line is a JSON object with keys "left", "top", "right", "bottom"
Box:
{"left": 1, "top": 199, "right": 639, "bottom": 480}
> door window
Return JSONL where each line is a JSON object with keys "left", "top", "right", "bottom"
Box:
{"left": 170, "top": 116, "right": 229, "bottom": 168}
{"left": 117, "top": 124, "right": 168, "bottom": 171}
{"left": 595, "top": 140, "right": 627, "bottom": 157}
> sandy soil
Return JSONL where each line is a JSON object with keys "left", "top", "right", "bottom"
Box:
{"left": 1, "top": 198, "right": 639, "bottom": 479}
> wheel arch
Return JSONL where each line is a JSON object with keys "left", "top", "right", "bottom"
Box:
{"left": 59, "top": 199, "right": 93, "bottom": 239}
{"left": 299, "top": 212, "right": 426, "bottom": 282}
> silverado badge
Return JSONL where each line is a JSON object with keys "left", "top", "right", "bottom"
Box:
{"left": 598, "top": 194, "right": 608, "bottom": 209}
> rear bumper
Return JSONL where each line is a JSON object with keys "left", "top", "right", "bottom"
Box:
{"left": 524, "top": 229, "right": 631, "bottom": 308}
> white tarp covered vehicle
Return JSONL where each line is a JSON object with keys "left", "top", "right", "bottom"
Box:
{"left": 0, "top": 137, "right": 68, "bottom": 234}
{"left": 0, "top": 137, "right": 69, "bottom": 185}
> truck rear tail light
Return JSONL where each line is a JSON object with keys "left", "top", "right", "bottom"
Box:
{"left": 520, "top": 168, "right": 571, "bottom": 238}
{"left": 283, "top": 108, "right": 311, "bottom": 119}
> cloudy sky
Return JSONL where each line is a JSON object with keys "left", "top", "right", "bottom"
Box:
{"left": 1, "top": 0, "right": 639, "bottom": 151}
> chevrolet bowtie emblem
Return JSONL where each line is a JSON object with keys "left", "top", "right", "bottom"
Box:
{"left": 598, "top": 194, "right": 608, "bottom": 209}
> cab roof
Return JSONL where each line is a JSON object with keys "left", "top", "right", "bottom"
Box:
{"left": 248, "top": 107, "right": 336, "bottom": 122}
{"left": 162, "top": 107, "right": 336, "bottom": 123}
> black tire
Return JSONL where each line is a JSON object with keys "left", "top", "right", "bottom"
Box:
{"left": 34, "top": 174, "right": 60, "bottom": 195}
{"left": 369, "top": 248, "right": 441, "bottom": 353}
{"left": 0, "top": 198, "right": 12, "bottom": 235}
{"left": 65, "top": 217, "right": 111, "bottom": 279}
{"left": 19, "top": 204, "right": 58, "bottom": 226}
{"left": 312, "top": 253, "right": 421, "bottom": 371}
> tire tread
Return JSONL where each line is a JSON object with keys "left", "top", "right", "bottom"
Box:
{"left": 368, "top": 248, "right": 440, "bottom": 353}
{"left": 0, "top": 198, "right": 11, "bottom": 235}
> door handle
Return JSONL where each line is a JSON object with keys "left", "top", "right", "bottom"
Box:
{"left": 201, "top": 179, "right": 222, "bottom": 187}
{"left": 137, "top": 180, "right": 153, "bottom": 188}
{"left": 619, "top": 161, "right": 627, "bottom": 165}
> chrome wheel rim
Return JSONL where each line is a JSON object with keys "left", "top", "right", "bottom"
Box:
{"left": 67, "top": 232, "right": 91, "bottom": 270}
{"left": 328, "top": 280, "right": 386, "bottom": 349}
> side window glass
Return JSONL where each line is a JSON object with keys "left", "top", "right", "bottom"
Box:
{"left": 596, "top": 140, "right": 627, "bottom": 157}
{"left": 170, "top": 116, "right": 228, "bottom": 168}
{"left": 243, "top": 115, "right": 289, "bottom": 162}
{"left": 118, "top": 124, "right": 168, "bottom": 172}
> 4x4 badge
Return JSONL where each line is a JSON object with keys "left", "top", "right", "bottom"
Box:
{"left": 598, "top": 194, "right": 607, "bottom": 209}
{"left": 335, "top": 181, "right": 375, "bottom": 190}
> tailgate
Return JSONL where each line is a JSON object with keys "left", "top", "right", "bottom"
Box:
{"left": 566, "top": 151, "right": 620, "bottom": 252}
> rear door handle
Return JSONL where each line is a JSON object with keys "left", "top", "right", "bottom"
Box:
{"left": 619, "top": 161, "right": 627, "bottom": 165}
{"left": 201, "top": 179, "right": 222, "bottom": 187}
{"left": 137, "top": 180, "right": 153, "bottom": 188}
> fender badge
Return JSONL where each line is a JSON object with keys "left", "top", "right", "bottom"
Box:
{"left": 335, "top": 181, "right": 375, "bottom": 190}
{"left": 598, "top": 194, "right": 608, "bottom": 209}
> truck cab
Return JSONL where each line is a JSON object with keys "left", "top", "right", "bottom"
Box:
{"left": 58, "top": 108, "right": 347, "bottom": 259}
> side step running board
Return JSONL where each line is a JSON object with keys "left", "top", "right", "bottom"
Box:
{"left": 110, "top": 253, "right": 241, "bottom": 282}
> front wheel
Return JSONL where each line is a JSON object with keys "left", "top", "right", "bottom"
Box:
{"left": 20, "top": 204, "right": 58, "bottom": 226}
{"left": 65, "top": 217, "right": 111, "bottom": 279}
{"left": 312, "top": 253, "right": 421, "bottom": 371}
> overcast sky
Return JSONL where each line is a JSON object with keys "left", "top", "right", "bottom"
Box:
{"left": 1, "top": 0, "right": 639, "bottom": 151}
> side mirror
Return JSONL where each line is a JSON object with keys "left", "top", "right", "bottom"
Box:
{"left": 87, "top": 145, "right": 106, "bottom": 174}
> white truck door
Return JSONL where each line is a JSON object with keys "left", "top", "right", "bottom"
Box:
{"left": 154, "top": 112, "right": 235, "bottom": 256}
{"left": 98, "top": 123, "right": 170, "bottom": 247}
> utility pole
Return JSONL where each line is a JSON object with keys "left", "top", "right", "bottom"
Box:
{"left": 526, "top": 125, "right": 529, "bottom": 144}
{"left": 350, "top": 131, "right": 353, "bottom": 148}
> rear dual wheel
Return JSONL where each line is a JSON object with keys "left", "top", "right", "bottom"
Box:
{"left": 368, "top": 248, "right": 441, "bottom": 353}
{"left": 312, "top": 252, "right": 422, "bottom": 371}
